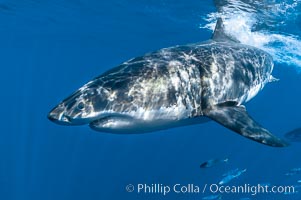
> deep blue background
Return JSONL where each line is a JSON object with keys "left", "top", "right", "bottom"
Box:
{"left": 0, "top": 1, "right": 301, "bottom": 200}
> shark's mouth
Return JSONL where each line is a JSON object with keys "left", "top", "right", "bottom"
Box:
{"left": 89, "top": 115, "right": 136, "bottom": 133}
{"left": 48, "top": 104, "right": 73, "bottom": 125}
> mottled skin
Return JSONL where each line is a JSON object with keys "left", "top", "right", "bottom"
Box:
{"left": 48, "top": 19, "right": 288, "bottom": 147}
{"left": 48, "top": 40, "right": 272, "bottom": 131}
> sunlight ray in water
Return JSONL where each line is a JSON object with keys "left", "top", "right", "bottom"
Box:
{"left": 200, "top": 0, "right": 301, "bottom": 70}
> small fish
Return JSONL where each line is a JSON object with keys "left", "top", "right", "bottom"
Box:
{"left": 285, "top": 172, "right": 300, "bottom": 176}
{"left": 222, "top": 168, "right": 240, "bottom": 177}
{"left": 202, "top": 194, "right": 222, "bottom": 199}
{"left": 290, "top": 168, "right": 301, "bottom": 172}
{"left": 284, "top": 128, "right": 301, "bottom": 142}
{"left": 219, "top": 175, "right": 235, "bottom": 185}
{"left": 200, "top": 158, "right": 229, "bottom": 168}
{"left": 219, "top": 169, "right": 247, "bottom": 185}
{"left": 285, "top": 168, "right": 301, "bottom": 176}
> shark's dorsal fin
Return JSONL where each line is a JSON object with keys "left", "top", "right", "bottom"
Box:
{"left": 212, "top": 18, "right": 240, "bottom": 43}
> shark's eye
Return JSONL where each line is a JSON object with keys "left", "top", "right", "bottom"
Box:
{"left": 77, "top": 102, "right": 85, "bottom": 110}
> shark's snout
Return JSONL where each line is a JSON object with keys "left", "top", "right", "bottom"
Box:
{"left": 48, "top": 105, "right": 72, "bottom": 125}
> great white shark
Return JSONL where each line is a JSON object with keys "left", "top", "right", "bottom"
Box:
{"left": 48, "top": 18, "right": 288, "bottom": 147}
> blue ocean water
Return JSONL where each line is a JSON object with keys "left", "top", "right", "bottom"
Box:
{"left": 1, "top": 0, "right": 301, "bottom": 200}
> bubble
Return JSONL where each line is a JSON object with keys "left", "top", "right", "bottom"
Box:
{"left": 200, "top": 0, "right": 301, "bottom": 70}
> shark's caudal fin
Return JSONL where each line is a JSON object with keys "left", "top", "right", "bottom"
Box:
{"left": 212, "top": 18, "right": 240, "bottom": 43}
{"left": 204, "top": 102, "right": 289, "bottom": 147}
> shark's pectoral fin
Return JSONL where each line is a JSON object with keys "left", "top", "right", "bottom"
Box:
{"left": 204, "top": 102, "right": 289, "bottom": 147}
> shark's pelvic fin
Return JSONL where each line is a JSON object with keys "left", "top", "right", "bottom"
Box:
{"left": 204, "top": 101, "right": 289, "bottom": 147}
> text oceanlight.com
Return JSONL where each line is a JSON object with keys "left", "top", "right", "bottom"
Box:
{"left": 125, "top": 183, "right": 296, "bottom": 196}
